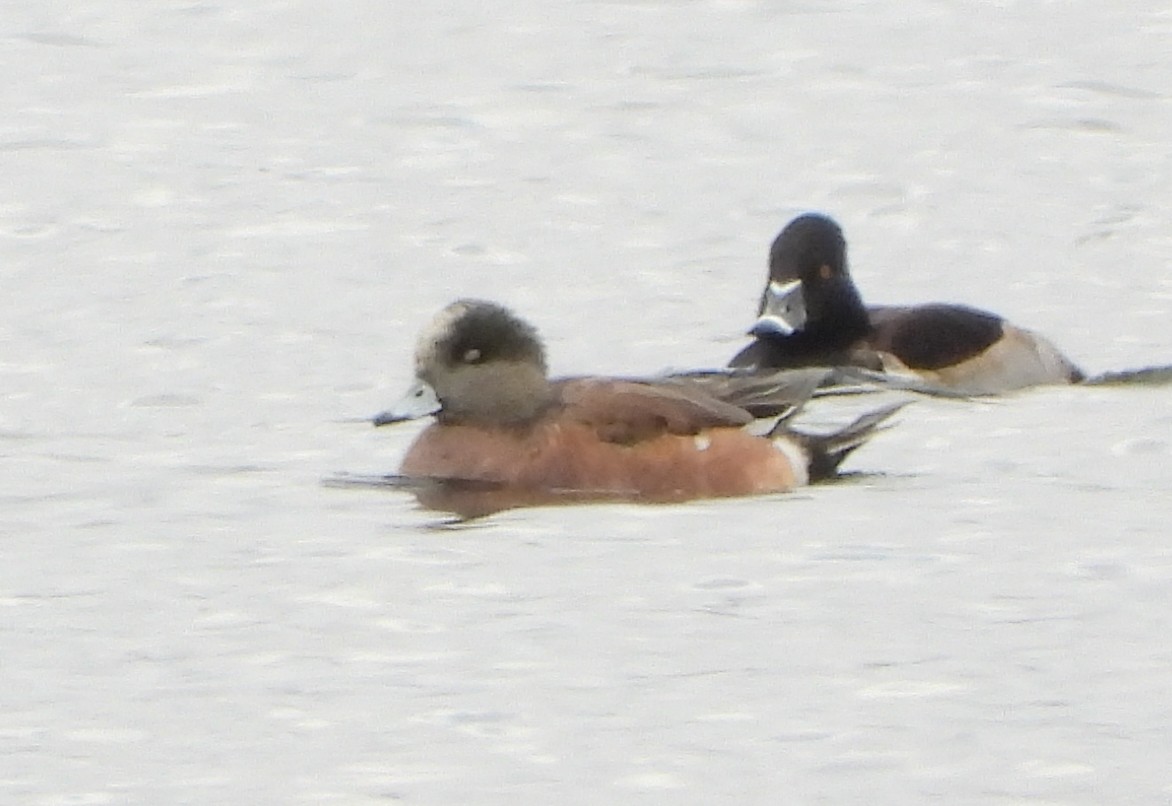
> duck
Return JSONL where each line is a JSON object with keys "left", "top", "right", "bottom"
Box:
{"left": 369, "top": 299, "right": 904, "bottom": 518}
{"left": 728, "top": 213, "right": 1084, "bottom": 394}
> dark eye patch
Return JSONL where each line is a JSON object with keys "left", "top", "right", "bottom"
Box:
{"left": 438, "top": 302, "right": 547, "bottom": 373}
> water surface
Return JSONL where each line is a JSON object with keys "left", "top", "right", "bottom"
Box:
{"left": 2, "top": 1, "right": 1171, "bottom": 803}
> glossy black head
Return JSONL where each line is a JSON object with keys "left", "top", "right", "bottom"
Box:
{"left": 752, "top": 213, "right": 868, "bottom": 340}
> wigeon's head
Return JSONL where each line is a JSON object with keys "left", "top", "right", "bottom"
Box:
{"left": 752, "top": 213, "right": 865, "bottom": 338}
{"left": 375, "top": 299, "right": 554, "bottom": 427}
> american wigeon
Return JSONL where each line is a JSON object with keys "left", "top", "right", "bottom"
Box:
{"left": 729, "top": 213, "right": 1085, "bottom": 394}
{"left": 369, "top": 299, "right": 904, "bottom": 518}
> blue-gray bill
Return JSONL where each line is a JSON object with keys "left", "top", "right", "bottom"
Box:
{"left": 373, "top": 379, "right": 441, "bottom": 426}
{"left": 750, "top": 278, "right": 806, "bottom": 337}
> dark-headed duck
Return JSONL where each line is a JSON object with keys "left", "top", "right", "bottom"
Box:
{"left": 729, "top": 213, "right": 1084, "bottom": 394}
{"left": 370, "top": 299, "right": 904, "bottom": 518}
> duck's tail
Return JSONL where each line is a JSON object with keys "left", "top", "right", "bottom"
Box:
{"left": 780, "top": 402, "right": 909, "bottom": 482}
{"left": 1082, "top": 365, "right": 1172, "bottom": 387}
{"left": 663, "top": 367, "right": 832, "bottom": 420}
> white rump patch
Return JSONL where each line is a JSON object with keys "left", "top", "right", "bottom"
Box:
{"left": 772, "top": 438, "right": 809, "bottom": 487}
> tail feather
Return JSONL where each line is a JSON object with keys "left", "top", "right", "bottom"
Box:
{"left": 722, "top": 367, "right": 829, "bottom": 422}
{"left": 1083, "top": 365, "right": 1172, "bottom": 387}
{"left": 780, "top": 402, "right": 909, "bottom": 482}
{"left": 663, "top": 367, "right": 832, "bottom": 420}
